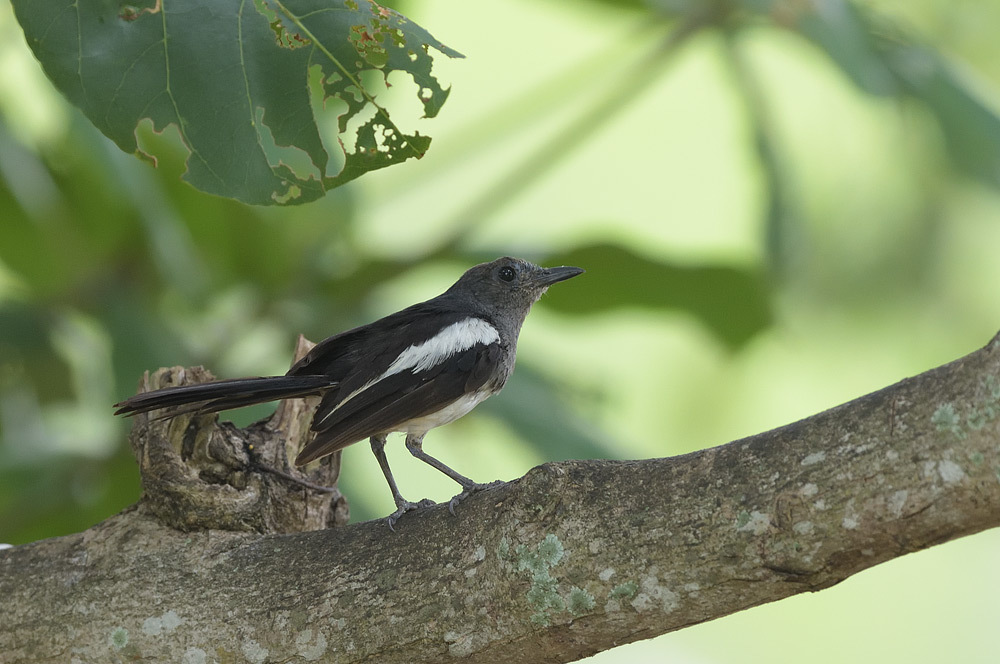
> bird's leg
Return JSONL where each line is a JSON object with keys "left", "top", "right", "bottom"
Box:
{"left": 404, "top": 433, "right": 503, "bottom": 515}
{"left": 403, "top": 433, "right": 476, "bottom": 485}
{"left": 370, "top": 434, "right": 434, "bottom": 530}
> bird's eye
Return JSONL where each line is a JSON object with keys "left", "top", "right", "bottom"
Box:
{"left": 498, "top": 266, "right": 517, "bottom": 282}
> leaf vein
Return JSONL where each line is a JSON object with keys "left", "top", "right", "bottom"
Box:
{"left": 160, "top": 0, "right": 222, "bottom": 184}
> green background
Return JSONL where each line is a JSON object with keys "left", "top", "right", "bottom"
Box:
{"left": 2, "top": 0, "right": 999, "bottom": 662}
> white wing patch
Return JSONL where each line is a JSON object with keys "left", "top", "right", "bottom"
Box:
{"left": 319, "top": 317, "right": 499, "bottom": 423}
{"left": 384, "top": 317, "right": 499, "bottom": 377}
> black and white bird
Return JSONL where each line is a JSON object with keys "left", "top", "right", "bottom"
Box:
{"left": 115, "top": 256, "right": 584, "bottom": 527}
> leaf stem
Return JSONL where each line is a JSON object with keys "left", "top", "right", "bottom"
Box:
{"left": 433, "top": 7, "right": 725, "bottom": 255}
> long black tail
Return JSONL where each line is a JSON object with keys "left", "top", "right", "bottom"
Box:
{"left": 114, "top": 375, "right": 336, "bottom": 418}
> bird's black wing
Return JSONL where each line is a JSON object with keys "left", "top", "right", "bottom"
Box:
{"left": 287, "top": 301, "right": 472, "bottom": 393}
{"left": 294, "top": 342, "right": 504, "bottom": 465}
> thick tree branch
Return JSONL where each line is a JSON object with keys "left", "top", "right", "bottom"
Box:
{"left": 3, "top": 333, "right": 1000, "bottom": 663}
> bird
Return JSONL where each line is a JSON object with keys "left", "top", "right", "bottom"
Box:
{"left": 114, "top": 256, "right": 584, "bottom": 528}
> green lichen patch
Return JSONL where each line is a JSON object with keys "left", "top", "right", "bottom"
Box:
{"left": 509, "top": 533, "right": 591, "bottom": 626}
{"left": 530, "top": 611, "right": 550, "bottom": 627}
{"left": 933, "top": 379, "right": 1000, "bottom": 440}
{"left": 610, "top": 581, "right": 639, "bottom": 599}
{"left": 568, "top": 586, "right": 596, "bottom": 616}
{"left": 518, "top": 535, "right": 566, "bottom": 624}
{"left": 496, "top": 536, "right": 510, "bottom": 559}
{"left": 526, "top": 579, "right": 564, "bottom": 613}
{"left": 987, "top": 375, "right": 1000, "bottom": 400}
{"left": 109, "top": 627, "right": 129, "bottom": 650}
{"left": 508, "top": 533, "right": 648, "bottom": 625}
{"left": 515, "top": 533, "right": 564, "bottom": 576}
{"left": 932, "top": 403, "right": 964, "bottom": 438}
{"left": 966, "top": 406, "right": 989, "bottom": 430}
{"left": 537, "top": 534, "right": 565, "bottom": 567}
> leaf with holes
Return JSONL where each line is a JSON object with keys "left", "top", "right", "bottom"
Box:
{"left": 12, "top": 0, "right": 462, "bottom": 205}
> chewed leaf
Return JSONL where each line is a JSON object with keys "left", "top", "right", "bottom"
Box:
{"left": 12, "top": 0, "right": 462, "bottom": 206}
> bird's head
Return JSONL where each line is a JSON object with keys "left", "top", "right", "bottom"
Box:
{"left": 448, "top": 256, "right": 584, "bottom": 325}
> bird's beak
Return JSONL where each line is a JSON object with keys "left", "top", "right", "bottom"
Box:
{"left": 536, "top": 265, "right": 585, "bottom": 286}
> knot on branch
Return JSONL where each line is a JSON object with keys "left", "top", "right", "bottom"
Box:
{"left": 126, "top": 338, "right": 348, "bottom": 534}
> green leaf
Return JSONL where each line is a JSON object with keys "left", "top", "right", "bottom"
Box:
{"left": 872, "top": 27, "right": 1000, "bottom": 187}
{"left": 749, "top": 0, "right": 1000, "bottom": 187}
{"left": 766, "top": 0, "right": 898, "bottom": 95}
{"left": 11, "top": 0, "right": 462, "bottom": 205}
{"left": 543, "top": 244, "right": 773, "bottom": 348}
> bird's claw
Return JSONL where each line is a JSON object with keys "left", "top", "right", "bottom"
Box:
{"left": 384, "top": 480, "right": 503, "bottom": 527}
{"left": 448, "top": 480, "right": 504, "bottom": 516}
{"left": 385, "top": 498, "right": 436, "bottom": 531}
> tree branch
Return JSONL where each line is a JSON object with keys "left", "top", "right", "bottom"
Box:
{"left": 4, "top": 333, "right": 1000, "bottom": 663}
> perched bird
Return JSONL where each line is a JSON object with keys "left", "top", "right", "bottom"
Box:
{"left": 115, "top": 256, "right": 584, "bottom": 527}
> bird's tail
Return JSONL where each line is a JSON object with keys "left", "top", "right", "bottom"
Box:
{"left": 114, "top": 375, "right": 336, "bottom": 418}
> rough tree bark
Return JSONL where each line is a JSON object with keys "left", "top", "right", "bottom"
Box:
{"left": 3, "top": 332, "right": 1000, "bottom": 663}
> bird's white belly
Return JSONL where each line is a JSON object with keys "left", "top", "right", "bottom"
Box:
{"left": 395, "top": 388, "right": 493, "bottom": 435}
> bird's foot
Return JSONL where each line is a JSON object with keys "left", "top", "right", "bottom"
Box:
{"left": 385, "top": 498, "right": 436, "bottom": 531}
{"left": 448, "top": 480, "right": 504, "bottom": 516}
